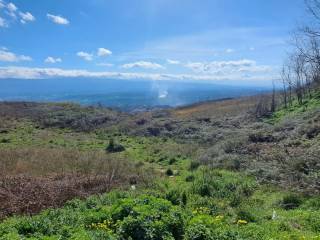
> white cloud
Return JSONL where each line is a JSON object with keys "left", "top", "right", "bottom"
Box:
{"left": 185, "top": 59, "right": 258, "bottom": 73}
{"left": 7, "top": 2, "right": 17, "bottom": 12}
{"left": 183, "top": 59, "right": 275, "bottom": 81}
{"left": 0, "top": 16, "right": 7, "bottom": 27}
{"left": 44, "top": 56, "right": 62, "bottom": 64}
{"left": 0, "top": 50, "right": 32, "bottom": 62}
{"left": 122, "top": 61, "right": 165, "bottom": 70}
{"left": 0, "top": 1, "right": 35, "bottom": 26}
{"left": 77, "top": 51, "right": 93, "bottom": 61}
{"left": 97, "top": 48, "right": 112, "bottom": 57}
{"left": 97, "top": 63, "right": 114, "bottom": 67}
{"left": 225, "top": 48, "right": 235, "bottom": 53}
{"left": 47, "top": 13, "right": 69, "bottom": 25}
{"left": 0, "top": 66, "right": 279, "bottom": 86}
{"left": 19, "top": 11, "right": 35, "bottom": 24}
{"left": 167, "top": 59, "right": 180, "bottom": 65}
{"left": 249, "top": 47, "right": 255, "bottom": 51}
{"left": 0, "top": 0, "right": 5, "bottom": 9}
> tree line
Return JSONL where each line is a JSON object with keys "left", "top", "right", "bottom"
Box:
{"left": 281, "top": 0, "right": 320, "bottom": 107}
{"left": 255, "top": 0, "right": 320, "bottom": 118}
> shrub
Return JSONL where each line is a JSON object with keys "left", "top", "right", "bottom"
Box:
{"left": 166, "top": 168, "right": 174, "bottom": 176}
{"left": 0, "top": 138, "right": 10, "bottom": 143}
{"left": 111, "top": 196, "right": 185, "bottom": 240}
{"left": 169, "top": 158, "right": 177, "bottom": 165}
{"left": 106, "top": 139, "right": 125, "bottom": 153}
{"left": 189, "top": 161, "right": 201, "bottom": 171}
{"left": 248, "top": 131, "right": 275, "bottom": 143}
{"left": 166, "top": 189, "right": 181, "bottom": 205}
{"left": 185, "top": 175, "right": 195, "bottom": 182}
{"left": 237, "top": 209, "right": 256, "bottom": 223}
{"left": 281, "top": 194, "right": 303, "bottom": 210}
{"left": 185, "top": 214, "right": 238, "bottom": 240}
{"left": 191, "top": 169, "right": 256, "bottom": 201}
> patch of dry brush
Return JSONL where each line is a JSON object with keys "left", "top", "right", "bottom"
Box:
{"left": 0, "top": 148, "right": 152, "bottom": 219}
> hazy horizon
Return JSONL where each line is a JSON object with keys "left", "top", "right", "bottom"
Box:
{"left": 0, "top": 78, "right": 270, "bottom": 110}
{"left": 0, "top": 0, "right": 308, "bottom": 108}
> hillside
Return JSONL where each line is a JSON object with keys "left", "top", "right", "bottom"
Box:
{"left": 0, "top": 93, "right": 320, "bottom": 239}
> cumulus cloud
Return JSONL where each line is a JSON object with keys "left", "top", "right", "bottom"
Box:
{"left": 97, "top": 48, "right": 112, "bottom": 57}
{"left": 0, "top": 50, "right": 32, "bottom": 62}
{"left": 44, "top": 56, "right": 62, "bottom": 64}
{"left": 0, "top": 1, "right": 35, "bottom": 26}
{"left": 6, "top": 2, "right": 16, "bottom": 12}
{"left": 167, "top": 59, "right": 180, "bottom": 65}
{"left": 47, "top": 13, "right": 69, "bottom": 25}
{"left": 122, "top": 61, "right": 165, "bottom": 70}
{"left": 19, "top": 11, "right": 35, "bottom": 24}
{"left": 77, "top": 51, "right": 93, "bottom": 61}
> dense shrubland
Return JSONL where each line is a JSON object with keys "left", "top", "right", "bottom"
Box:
{"left": 0, "top": 88, "right": 320, "bottom": 238}
{"left": 1, "top": 168, "right": 320, "bottom": 239}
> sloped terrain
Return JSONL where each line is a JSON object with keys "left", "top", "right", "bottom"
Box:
{"left": 0, "top": 93, "right": 320, "bottom": 239}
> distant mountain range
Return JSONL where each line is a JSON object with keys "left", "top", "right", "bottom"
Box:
{"left": 0, "top": 78, "right": 271, "bottom": 111}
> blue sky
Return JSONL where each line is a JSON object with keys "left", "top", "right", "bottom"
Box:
{"left": 0, "top": 0, "right": 307, "bottom": 86}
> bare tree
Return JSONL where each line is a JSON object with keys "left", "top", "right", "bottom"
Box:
{"left": 271, "top": 80, "right": 277, "bottom": 112}
{"left": 281, "top": 66, "right": 289, "bottom": 108}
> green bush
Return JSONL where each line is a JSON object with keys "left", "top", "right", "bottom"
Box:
{"left": 281, "top": 194, "right": 303, "bottom": 210}
{"left": 112, "top": 196, "right": 185, "bottom": 240}
{"left": 191, "top": 168, "right": 256, "bottom": 202}
{"left": 166, "top": 168, "right": 174, "bottom": 176}
{"left": 189, "top": 161, "right": 201, "bottom": 171}
{"left": 237, "top": 209, "right": 256, "bottom": 223}
{"left": 185, "top": 175, "right": 195, "bottom": 182}
{"left": 106, "top": 139, "right": 125, "bottom": 153}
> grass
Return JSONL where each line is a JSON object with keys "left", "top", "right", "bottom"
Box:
{"left": 267, "top": 92, "right": 320, "bottom": 124}
{"left": 1, "top": 168, "right": 320, "bottom": 239}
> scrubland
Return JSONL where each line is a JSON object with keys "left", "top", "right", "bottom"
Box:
{"left": 0, "top": 91, "right": 320, "bottom": 239}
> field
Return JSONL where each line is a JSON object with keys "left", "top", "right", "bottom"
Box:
{"left": 0, "top": 92, "right": 320, "bottom": 239}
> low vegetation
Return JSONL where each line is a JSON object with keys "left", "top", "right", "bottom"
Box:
{"left": 1, "top": 168, "right": 320, "bottom": 239}
{"left": 1, "top": 72, "right": 320, "bottom": 239}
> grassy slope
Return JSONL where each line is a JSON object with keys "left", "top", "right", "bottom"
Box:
{"left": 0, "top": 95, "right": 320, "bottom": 239}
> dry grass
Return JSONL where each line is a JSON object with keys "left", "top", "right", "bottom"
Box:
{"left": 0, "top": 148, "right": 153, "bottom": 219}
{"left": 0, "top": 148, "right": 126, "bottom": 176}
{"left": 172, "top": 96, "right": 260, "bottom": 119}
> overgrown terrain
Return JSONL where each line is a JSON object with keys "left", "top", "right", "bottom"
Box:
{"left": 0, "top": 91, "right": 320, "bottom": 239}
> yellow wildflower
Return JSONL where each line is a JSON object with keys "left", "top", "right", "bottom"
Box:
{"left": 237, "top": 219, "right": 248, "bottom": 225}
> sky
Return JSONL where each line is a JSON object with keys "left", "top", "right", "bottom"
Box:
{"left": 0, "top": 0, "right": 307, "bottom": 86}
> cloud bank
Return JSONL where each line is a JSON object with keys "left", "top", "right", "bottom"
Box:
{"left": 0, "top": 66, "right": 279, "bottom": 86}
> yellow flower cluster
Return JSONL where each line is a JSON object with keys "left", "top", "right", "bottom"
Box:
{"left": 90, "top": 219, "right": 112, "bottom": 231}
{"left": 237, "top": 219, "right": 248, "bottom": 225}
{"left": 214, "top": 215, "right": 224, "bottom": 222}
{"left": 192, "top": 207, "right": 211, "bottom": 215}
